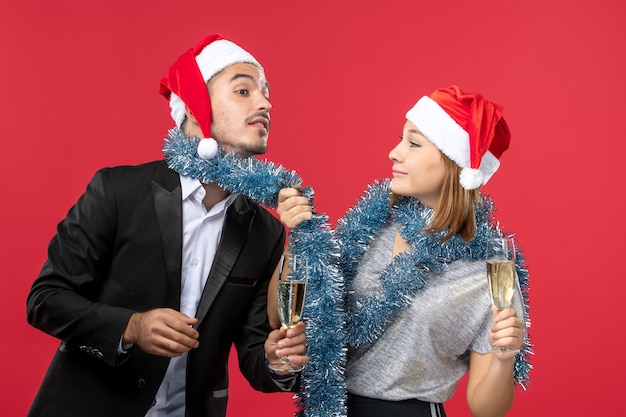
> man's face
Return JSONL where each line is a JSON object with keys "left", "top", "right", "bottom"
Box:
{"left": 206, "top": 62, "right": 271, "bottom": 157}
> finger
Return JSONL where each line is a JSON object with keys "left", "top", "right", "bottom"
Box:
{"left": 161, "top": 308, "right": 199, "bottom": 325}
{"left": 275, "top": 341, "right": 308, "bottom": 358}
{"left": 269, "top": 327, "right": 287, "bottom": 343}
{"left": 155, "top": 314, "right": 199, "bottom": 343}
{"left": 277, "top": 323, "right": 307, "bottom": 356}
{"left": 281, "top": 353, "right": 310, "bottom": 368}
{"left": 147, "top": 311, "right": 200, "bottom": 350}
{"left": 278, "top": 197, "right": 310, "bottom": 217}
{"left": 491, "top": 327, "right": 524, "bottom": 350}
{"left": 167, "top": 319, "right": 200, "bottom": 339}
{"left": 492, "top": 316, "right": 524, "bottom": 334}
{"left": 278, "top": 187, "right": 303, "bottom": 203}
{"left": 279, "top": 211, "right": 312, "bottom": 229}
{"left": 494, "top": 306, "right": 518, "bottom": 321}
{"left": 278, "top": 333, "right": 307, "bottom": 351}
{"left": 153, "top": 337, "right": 197, "bottom": 356}
{"left": 491, "top": 335, "right": 523, "bottom": 352}
{"left": 285, "top": 321, "right": 306, "bottom": 337}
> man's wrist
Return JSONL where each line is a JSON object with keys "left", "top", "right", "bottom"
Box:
{"left": 265, "top": 358, "right": 296, "bottom": 380}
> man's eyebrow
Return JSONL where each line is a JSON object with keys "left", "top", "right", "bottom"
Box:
{"left": 228, "top": 73, "right": 255, "bottom": 83}
{"left": 228, "top": 73, "right": 270, "bottom": 93}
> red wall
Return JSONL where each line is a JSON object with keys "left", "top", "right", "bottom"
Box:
{"left": 2, "top": 1, "right": 624, "bottom": 415}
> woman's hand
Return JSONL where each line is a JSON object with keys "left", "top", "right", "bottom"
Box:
{"left": 490, "top": 306, "right": 525, "bottom": 359}
{"left": 276, "top": 187, "right": 313, "bottom": 229}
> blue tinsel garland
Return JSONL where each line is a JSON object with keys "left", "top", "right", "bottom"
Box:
{"left": 162, "top": 128, "right": 532, "bottom": 417}
{"left": 162, "top": 128, "right": 347, "bottom": 416}
{"left": 335, "top": 180, "right": 532, "bottom": 387}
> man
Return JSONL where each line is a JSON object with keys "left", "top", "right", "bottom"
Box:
{"left": 26, "top": 33, "right": 307, "bottom": 417}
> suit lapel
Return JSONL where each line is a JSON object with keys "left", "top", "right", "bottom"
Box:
{"left": 151, "top": 165, "right": 183, "bottom": 308}
{"left": 195, "top": 196, "right": 255, "bottom": 326}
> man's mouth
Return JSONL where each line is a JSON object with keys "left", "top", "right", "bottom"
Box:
{"left": 247, "top": 115, "right": 270, "bottom": 131}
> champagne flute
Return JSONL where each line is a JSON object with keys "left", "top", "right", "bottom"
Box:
{"left": 269, "top": 254, "right": 307, "bottom": 372}
{"left": 486, "top": 236, "right": 520, "bottom": 353}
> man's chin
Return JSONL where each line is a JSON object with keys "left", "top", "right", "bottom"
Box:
{"left": 246, "top": 137, "right": 268, "bottom": 156}
{"left": 232, "top": 145, "right": 267, "bottom": 158}
{"left": 218, "top": 138, "right": 267, "bottom": 157}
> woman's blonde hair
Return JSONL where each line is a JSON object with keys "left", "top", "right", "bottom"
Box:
{"left": 392, "top": 154, "right": 480, "bottom": 242}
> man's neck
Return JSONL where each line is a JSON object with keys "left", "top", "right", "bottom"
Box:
{"left": 201, "top": 182, "right": 231, "bottom": 212}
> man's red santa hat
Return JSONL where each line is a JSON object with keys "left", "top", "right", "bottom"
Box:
{"left": 405, "top": 85, "right": 511, "bottom": 190}
{"left": 159, "top": 34, "right": 264, "bottom": 158}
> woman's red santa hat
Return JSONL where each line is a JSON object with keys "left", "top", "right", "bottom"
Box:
{"left": 405, "top": 85, "right": 511, "bottom": 190}
{"left": 159, "top": 34, "right": 264, "bottom": 159}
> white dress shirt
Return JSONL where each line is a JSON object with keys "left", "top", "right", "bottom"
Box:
{"left": 146, "top": 175, "right": 237, "bottom": 417}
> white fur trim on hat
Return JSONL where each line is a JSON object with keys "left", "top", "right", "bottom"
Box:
{"left": 477, "top": 150, "right": 500, "bottom": 185}
{"left": 195, "top": 39, "right": 264, "bottom": 83}
{"left": 169, "top": 92, "right": 186, "bottom": 127}
{"left": 406, "top": 96, "right": 470, "bottom": 168}
{"left": 406, "top": 96, "right": 500, "bottom": 190}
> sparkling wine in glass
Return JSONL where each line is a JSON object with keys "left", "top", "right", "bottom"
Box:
{"left": 486, "top": 236, "right": 519, "bottom": 353}
{"left": 270, "top": 254, "right": 307, "bottom": 372}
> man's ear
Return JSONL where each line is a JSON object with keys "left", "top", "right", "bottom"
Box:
{"left": 184, "top": 105, "right": 198, "bottom": 124}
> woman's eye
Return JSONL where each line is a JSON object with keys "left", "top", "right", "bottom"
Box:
{"left": 409, "top": 141, "right": 420, "bottom": 147}
{"left": 236, "top": 89, "right": 248, "bottom": 95}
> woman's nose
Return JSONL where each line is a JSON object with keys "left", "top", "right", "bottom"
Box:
{"left": 389, "top": 144, "right": 401, "bottom": 161}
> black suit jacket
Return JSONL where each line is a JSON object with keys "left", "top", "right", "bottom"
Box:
{"left": 26, "top": 161, "right": 287, "bottom": 417}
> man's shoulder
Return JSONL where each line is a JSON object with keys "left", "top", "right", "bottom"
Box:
{"left": 96, "top": 160, "right": 173, "bottom": 181}
{"left": 91, "top": 160, "right": 179, "bottom": 191}
{"left": 99, "top": 160, "right": 168, "bottom": 175}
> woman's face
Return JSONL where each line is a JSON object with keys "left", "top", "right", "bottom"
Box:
{"left": 388, "top": 120, "right": 447, "bottom": 208}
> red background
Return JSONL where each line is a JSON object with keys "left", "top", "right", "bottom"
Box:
{"left": 2, "top": 0, "right": 624, "bottom": 415}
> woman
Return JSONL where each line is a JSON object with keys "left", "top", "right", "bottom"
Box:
{"left": 271, "top": 85, "right": 531, "bottom": 417}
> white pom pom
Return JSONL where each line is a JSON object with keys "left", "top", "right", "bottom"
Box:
{"left": 197, "top": 138, "right": 218, "bottom": 160}
{"left": 459, "top": 167, "right": 483, "bottom": 190}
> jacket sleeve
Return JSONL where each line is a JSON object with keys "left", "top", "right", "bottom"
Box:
{"left": 26, "top": 168, "right": 135, "bottom": 367}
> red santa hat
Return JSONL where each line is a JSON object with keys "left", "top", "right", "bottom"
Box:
{"left": 159, "top": 34, "right": 264, "bottom": 139}
{"left": 405, "top": 85, "right": 511, "bottom": 190}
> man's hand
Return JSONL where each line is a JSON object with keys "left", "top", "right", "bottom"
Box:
{"left": 276, "top": 188, "right": 312, "bottom": 229}
{"left": 264, "top": 321, "right": 309, "bottom": 371}
{"left": 123, "top": 308, "right": 199, "bottom": 357}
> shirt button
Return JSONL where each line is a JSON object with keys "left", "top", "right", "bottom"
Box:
{"left": 192, "top": 258, "right": 199, "bottom": 266}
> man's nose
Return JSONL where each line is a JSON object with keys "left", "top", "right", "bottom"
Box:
{"left": 257, "top": 93, "right": 272, "bottom": 112}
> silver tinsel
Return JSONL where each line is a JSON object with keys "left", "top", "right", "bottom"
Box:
{"left": 162, "top": 129, "right": 532, "bottom": 417}
{"left": 163, "top": 129, "right": 347, "bottom": 416}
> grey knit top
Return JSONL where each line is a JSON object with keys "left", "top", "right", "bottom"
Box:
{"left": 345, "top": 220, "right": 524, "bottom": 403}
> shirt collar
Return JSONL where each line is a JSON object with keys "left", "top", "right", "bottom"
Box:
{"left": 179, "top": 174, "right": 239, "bottom": 207}
{"left": 180, "top": 174, "right": 203, "bottom": 200}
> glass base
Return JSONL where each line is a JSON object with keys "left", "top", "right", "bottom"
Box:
{"left": 491, "top": 347, "right": 520, "bottom": 354}
{"left": 268, "top": 356, "right": 303, "bottom": 373}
